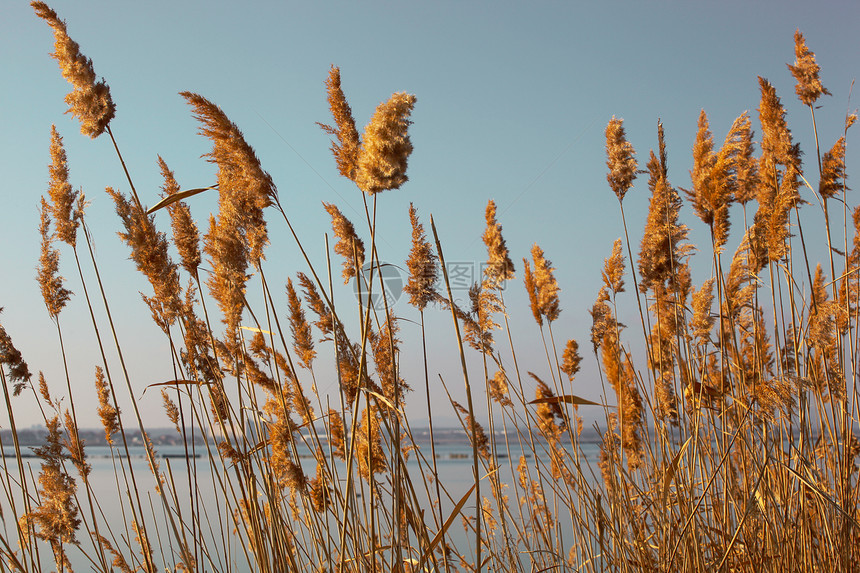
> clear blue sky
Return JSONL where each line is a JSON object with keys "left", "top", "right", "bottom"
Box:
{"left": 1, "top": 0, "right": 858, "bottom": 429}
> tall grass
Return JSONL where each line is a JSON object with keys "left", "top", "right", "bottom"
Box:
{"left": 0, "top": 5, "right": 857, "bottom": 571}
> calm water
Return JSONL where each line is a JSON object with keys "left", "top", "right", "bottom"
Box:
{"left": 2, "top": 437, "right": 602, "bottom": 571}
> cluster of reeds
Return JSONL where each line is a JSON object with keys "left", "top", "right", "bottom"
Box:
{"left": 0, "top": 5, "right": 857, "bottom": 571}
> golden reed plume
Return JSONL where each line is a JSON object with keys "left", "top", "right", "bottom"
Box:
{"left": 159, "top": 157, "right": 201, "bottom": 277}
{"left": 605, "top": 116, "right": 638, "bottom": 202}
{"left": 47, "top": 126, "right": 79, "bottom": 247}
{"left": 788, "top": 30, "right": 830, "bottom": 107}
{"left": 482, "top": 200, "right": 515, "bottom": 284}
{"left": 324, "top": 202, "right": 365, "bottom": 283}
{"left": 37, "top": 197, "right": 72, "bottom": 319}
{"left": 404, "top": 203, "right": 439, "bottom": 311}
{"left": 320, "top": 67, "right": 417, "bottom": 194}
{"left": 32, "top": 2, "right": 115, "bottom": 138}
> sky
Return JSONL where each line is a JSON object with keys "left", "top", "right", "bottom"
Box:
{"left": 1, "top": 0, "right": 858, "bottom": 430}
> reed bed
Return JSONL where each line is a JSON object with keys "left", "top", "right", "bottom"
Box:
{"left": 0, "top": 4, "right": 857, "bottom": 571}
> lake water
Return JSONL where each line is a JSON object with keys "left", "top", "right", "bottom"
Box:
{"left": 2, "top": 436, "right": 603, "bottom": 571}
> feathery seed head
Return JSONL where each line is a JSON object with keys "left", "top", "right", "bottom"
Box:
{"left": 561, "top": 339, "right": 582, "bottom": 381}
{"left": 107, "top": 187, "right": 182, "bottom": 326}
{"left": 488, "top": 369, "right": 512, "bottom": 407}
{"left": 319, "top": 66, "right": 361, "bottom": 181}
{"left": 0, "top": 315, "right": 32, "bottom": 395}
{"left": 758, "top": 78, "right": 794, "bottom": 166}
{"left": 297, "top": 272, "right": 333, "bottom": 338}
{"left": 94, "top": 366, "right": 119, "bottom": 444}
{"left": 404, "top": 203, "right": 439, "bottom": 311}
{"left": 37, "top": 198, "right": 72, "bottom": 319}
{"left": 482, "top": 200, "right": 515, "bottom": 285}
{"left": 324, "top": 202, "right": 365, "bottom": 283}
{"left": 287, "top": 277, "right": 316, "bottom": 369}
{"left": 605, "top": 116, "right": 638, "bottom": 202}
{"left": 788, "top": 30, "right": 830, "bottom": 107}
{"left": 602, "top": 238, "right": 626, "bottom": 295}
{"left": 355, "top": 92, "right": 417, "bottom": 194}
{"left": 47, "top": 126, "right": 79, "bottom": 246}
{"left": 159, "top": 157, "right": 201, "bottom": 277}
{"left": 819, "top": 136, "right": 847, "bottom": 200}
{"left": 181, "top": 92, "right": 276, "bottom": 267}
{"left": 531, "top": 244, "right": 561, "bottom": 323}
{"left": 32, "top": 2, "right": 115, "bottom": 138}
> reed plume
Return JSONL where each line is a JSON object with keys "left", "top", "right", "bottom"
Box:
{"left": 356, "top": 404, "right": 387, "bottom": 481}
{"left": 47, "top": 125, "right": 79, "bottom": 246}
{"left": 638, "top": 147, "right": 692, "bottom": 294}
{"left": 181, "top": 91, "right": 276, "bottom": 265}
{"left": 453, "top": 401, "right": 491, "bottom": 461}
{"left": 487, "top": 369, "right": 512, "bottom": 407}
{"left": 37, "top": 198, "right": 72, "bottom": 319}
{"left": 686, "top": 110, "right": 731, "bottom": 249}
{"left": 788, "top": 30, "right": 830, "bottom": 107}
{"left": 327, "top": 408, "right": 346, "bottom": 460}
{"left": 403, "top": 203, "right": 439, "bottom": 311}
{"left": 31, "top": 2, "right": 116, "bottom": 138}
{"left": 320, "top": 69, "right": 417, "bottom": 193}
{"left": 819, "top": 136, "right": 847, "bottom": 200}
{"left": 756, "top": 79, "right": 803, "bottom": 262}
{"left": 605, "top": 116, "right": 638, "bottom": 202}
{"left": 734, "top": 113, "right": 759, "bottom": 206}
{"left": 324, "top": 202, "right": 365, "bottom": 283}
{"left": 287, "top": 278, "right": 316, "bottom": 370}
{"left": 370, "top": 318, "right": 407, "bottom": 406}
{"left": 93, "top": 367, "right": 119, "bottom": 444}
{"left": 482, "top": 200, "right": 515, "bottom": 284}
{"left": 107, "top": 186, "right": 182, "bottom": 327}
{"left": 319, "top": 66, "right": 361, "bottom": 181}
{"left": 601, "top": 238, "right": 625, "bottom": 295}
{"left": 523, "top": 258, "right": 542, "bottom": 326}
{"left": 561, "top": 339, "right": 582, "bottom": 382}
{"left": 0, "top": 313, "right": 32, "bottom": 395}
{"left": 62, "top": 409, "right": 90, "bottom": 479}
{"left": 161, "top": 389, "right": 181, "bottom": 432}
{"left": 21, "top": 416, "right": 80, "bottom": 546}
{"left": 159, "top": 157, "right": 201, "bottom": 278}
{"left": 462, "top": 283, "right": 500, "bottom": 354}
{"left": 531, "top": 374, "right": 566, "bottom": 442}
{"left": 354, "top": 92, "right": 417, "bottom": 194}
{"left": 297, "top": 271, "right": 333, "bottom": 338}
{"left": 689, "top": 278, "right": 716, "bottom": 346}
{"left": 530, "top": 244, "right": 560, "bottom": 323}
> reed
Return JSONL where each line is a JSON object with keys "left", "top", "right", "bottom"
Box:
{"left": 0, "top": 5, "right": 856, "bottom": 571}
